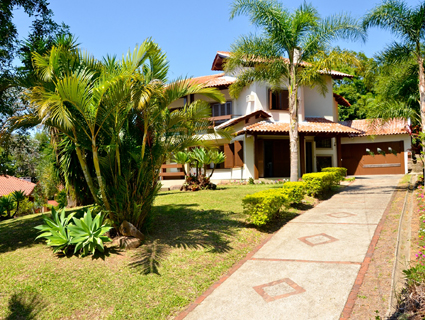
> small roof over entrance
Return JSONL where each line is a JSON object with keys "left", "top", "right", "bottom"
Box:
{"left": 236, "top": 117, "right": 361, "bottom": 136}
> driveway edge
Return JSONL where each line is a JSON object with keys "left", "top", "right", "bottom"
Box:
{"left": 339, "top": 187, "right": 398, "bottom": 319}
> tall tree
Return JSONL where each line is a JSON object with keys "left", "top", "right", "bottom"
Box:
{"left": 363, "top": 0, "right": 425, "bottom": 127}
{"left": 226, "top": 0, "right": 365, "bottom": 181}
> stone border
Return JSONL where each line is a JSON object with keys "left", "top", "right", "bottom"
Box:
{"left": 339, "top": 188, "right": 398, "bottom": 320}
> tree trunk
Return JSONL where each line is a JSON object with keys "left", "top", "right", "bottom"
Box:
{"left": 418, "top": 55, "right": 425, "bottom": 176}
{"left": 92, "top": 140, "right": 112, "bottom": 213}
{"left": 289, "top": 65, "right": 299, "bottom": 182}
{"left": 75, "top": 146, "right": 100, "bottom": 204}
{"left": 11, "top": 201, "right": 20, "bottom": 218}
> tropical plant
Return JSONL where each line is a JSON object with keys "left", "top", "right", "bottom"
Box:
{"left": 68, "top": 208, "right": 111, "bottom": 256}
{"left": 0, "top": 194, "right": 16, "bottom": 219}
{"left": 363, "top": 0, "right": 425, "bottom": 127}
{"left": 11, "top": 190, "right": 26, "bottom": 218}
{"left": 34, "top": 208, "right": 75, "bottom": 254}
{"left": 12, "top": 36, "right": 226, "bottom": 232}
{"left": 226, "top": 0, "right": 366, "bottom": 181}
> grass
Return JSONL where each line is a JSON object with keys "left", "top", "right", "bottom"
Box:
{"left": 0, "top": 184, "right": 301, "bottom": 320}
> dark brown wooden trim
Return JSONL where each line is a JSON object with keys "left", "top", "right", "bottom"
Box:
{"left": 300, "top": 134, "right": 305, "bottom": 175}
{"left": 337, "top": 136, "right": 342, "bottom": 167}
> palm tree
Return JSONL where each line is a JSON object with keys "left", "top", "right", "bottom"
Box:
{"left": 11, "top": 190, "right": 26, "bottom": 218}
{"left": 21, "top": 37, "right": 226, "bottom": 230}
{"left": 226, "top": 0, "right": 366, "bottom": 181}
{"left": 363, "top": 0, "right": 425, "bottom": 129}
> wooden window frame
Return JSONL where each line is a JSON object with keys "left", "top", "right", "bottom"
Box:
{"left": 268, "top": 89, "right": 289, "bottom": 111}
{"left": 211, "top": 101, "right": 233, "bottom": 117}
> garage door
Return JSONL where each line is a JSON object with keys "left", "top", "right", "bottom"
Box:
{"left": 341, "top": 141, "right": 405, "bottom": 175}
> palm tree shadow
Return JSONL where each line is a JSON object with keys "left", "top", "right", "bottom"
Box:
{"left": 6, "top": 291, "right": 46, "bottom": 320}
{"left": 130, "top": 204, "right": 248, "bottom": 274}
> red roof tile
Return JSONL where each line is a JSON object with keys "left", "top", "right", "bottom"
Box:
{"left": 339, "top": 118, "right": 409, "bottom": 136}
{"left": 0, "top": 175, "right": 36, "bottom": 197}
{"left": 333, "top": 93, "right": 351, "bottom": 107}
{"left": 237, "top": 117, "right": 361, "bottom": 135}
{"left": 212, "top": 51, "right": 353, "bottom": 79}
{"left": 215, "top": 109, "right": 272, "bottom": 129}
{"left": 189, "top": 73, "right": 236, "bottom": 88}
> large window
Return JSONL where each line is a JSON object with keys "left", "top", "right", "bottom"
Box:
{"left": 211, "top": 101, "right": 232, "bottom": 117}
{"left": 268, "top": 89, "right": 289, "bottom": 111}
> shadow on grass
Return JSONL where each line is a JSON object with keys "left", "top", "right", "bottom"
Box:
{"left": 0, "top": 214, "right": 44, "bottom": 254}
{"left": 5, "top": 291, "right": 46, "bottom": 320}
{"left": 130, "top": 204, "right": 250, "bottom": 275}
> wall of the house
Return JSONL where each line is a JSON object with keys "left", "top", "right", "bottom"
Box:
{"left": 303, "top": 76, "right": 334, "bottom": 121}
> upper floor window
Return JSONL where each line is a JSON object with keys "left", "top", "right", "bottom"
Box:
{"left": 268, "top": 89, "right": 289, "bottom": 111}
{"left": 316, "top": 138, "right": 332, "bottom": 149}
{"left": 212, "top": 101, "right": 232, "bottom": 117}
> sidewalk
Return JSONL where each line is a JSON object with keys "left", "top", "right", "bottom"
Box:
{"left": 177, "top": 175, "right": 402, "bottom": 320}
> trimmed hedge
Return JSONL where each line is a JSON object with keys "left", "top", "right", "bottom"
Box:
{"left": 242, "top": 189, "right": 289, "bottom": 226}
{"left": 302, "top": 172, "right": 336, "bottom": 196}
{"left": 282, "top": 181, "right": 306, "bottom": 204}
{"left": 321, "top": 167, "right": 347, "bottom": 184}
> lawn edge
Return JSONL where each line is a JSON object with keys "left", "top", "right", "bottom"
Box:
{"left": 174, "top": 232, "right": 275, "bottom": 320}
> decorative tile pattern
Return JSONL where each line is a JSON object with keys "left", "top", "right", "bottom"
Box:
{"left": 327, "top": 212, "right": 357, "bottom": 218}
{"left": 253, "top": 278, "right": 306, "bottom": 302}
{"left": 298, "top": 233, "right": 339, "bottom": 247}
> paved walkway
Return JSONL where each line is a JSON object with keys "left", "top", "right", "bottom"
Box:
{"left": 179, "top": 175, "right": 402, "bottom": 320}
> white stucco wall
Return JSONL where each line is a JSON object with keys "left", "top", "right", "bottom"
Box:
{"left": 303, "top": 76, "right": 334, "bottom": 120}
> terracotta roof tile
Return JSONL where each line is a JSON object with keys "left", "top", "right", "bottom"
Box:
{"left": 237, "top": 117, "right": 361, "bottom": 135}
{"left": 333, "top": 93, "right": 351, "bottom": 107}
{"left": 339, "top": 118, "right": 409, "bottom": 136}
{"left": 189, "top": 73, "right": 236, "bottom": 88}
{"left": 0, "top": 175, "right": 36, "bottom": 197}
{"left": 212, "top": 51, "right": 353, "bottom": 79}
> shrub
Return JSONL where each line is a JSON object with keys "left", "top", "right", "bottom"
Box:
{"left": 282, "top": 181, "right": 306, "bottom": 204}
{"left": 248, "top": 177, "right": 255, "bottom": 185}
{"left": 302, "top": 172, "right": 335, "bottom": 196}
{"left": 242, "top": 189, "right": 289, "bottom": 226}
{"left": 15, "top": 198, "right": 34, "bottom": 217}
{"left": 321, "top": 167, "right": 347, "bottom": 184}
{"left": 55, "top": 190, "right": 68, "bottom": 209}
{"left": 35, "top": 207, "right": 111, "bottom": 256}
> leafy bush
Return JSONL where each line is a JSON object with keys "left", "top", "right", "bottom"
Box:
{"left": 15, "top": 198, "right": 34, "bottom": 217}
{"left": 321, "top": 167, "right": 347, "bottom": 184}
{"left": 35, "top": 207, "right": 111, "bottom": 256}
{"left": 302, "top": 172, "right": 335, "bottom": 196}
{"left": 242, "top": 189, "right": 289, "bottom": 226}
{"left": 248, "top": 177, "right": 255, "bottom": 185}
{"left": 55, "top": 190, "right": 68, "bottom": 209}
{"left": 282, "top": 181, "right": 306, "bottom": 204}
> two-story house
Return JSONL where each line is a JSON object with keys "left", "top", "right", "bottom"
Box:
{"left": 166, "top": 51, "right": 411, "bottom": 181}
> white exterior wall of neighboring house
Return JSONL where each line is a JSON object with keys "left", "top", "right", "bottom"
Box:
{"left": 341, "top": 134, "right": 412, "bottom": 174}
{"left": 303, "top": 76, "right": 334, "bottom": 121}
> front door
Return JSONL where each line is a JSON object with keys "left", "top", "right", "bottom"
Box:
{"left": 264, "top": 139, "right": 290, "bottom": 177}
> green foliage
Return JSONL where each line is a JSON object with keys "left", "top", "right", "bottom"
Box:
{"left": 35, "top": 207, "right": 111, "bottom": 256}
{"left": 302, "top": 172, "right": 335, "bottom": 196}
{"left": 248, "top": 177, "right": 255, "bottom": 185}
{"left": 282, "top": 181, "right": 306, "bottom": 204}
{"left": 55, "top": 190, "right": 68, "bottom": 209}
{"left": 403, "top": 264, "right": 425, "bottom": 287}
{"left": 68, "top": 208, "right": 112, "bottom": 257}
{"left": 34, "top": 208, "right": 75, "bottom": 254}
{"left": 14, "top": 198, "right": 34, "bottom": 217}
{"left": 0, "top": 195, "right": 15, "bottom": 218}
{"left": 242, "top": 189, "right": 289, "bottom": 226}
{"left": 321, "top": 167, "right": 347, "bottom": 184}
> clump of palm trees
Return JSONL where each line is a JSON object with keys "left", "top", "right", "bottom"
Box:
{"left": 174, "top": 147, "right": 225, "bottom": 191}
{"left": 9, "top": 36, "right": 226, "bottom": 231}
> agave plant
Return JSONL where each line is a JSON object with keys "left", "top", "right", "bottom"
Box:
{"left": 35, "top": 208, "right": 75, "bottom": 254}
{"left": 68, "top": 208, "right": 112, "bottom": 256}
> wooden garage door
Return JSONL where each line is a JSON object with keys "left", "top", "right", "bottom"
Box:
{"left": 341, "top": 141, "right": 405, "bottom": 175}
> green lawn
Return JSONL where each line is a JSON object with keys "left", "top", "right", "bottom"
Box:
{"left": 0, "top": 184, "right": 293, "bottom": 320}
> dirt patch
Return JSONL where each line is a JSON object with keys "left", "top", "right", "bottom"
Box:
{"left": 350, "top": 181, "right": 408, "bottom": 319}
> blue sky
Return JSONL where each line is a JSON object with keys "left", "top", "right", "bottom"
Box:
{"left": 12, "top": 0, "right": 421, "bottom": 79}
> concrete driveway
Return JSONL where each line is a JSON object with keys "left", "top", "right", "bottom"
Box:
{"left": 177, "top": 175, "right": 402, "bottom": 320}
